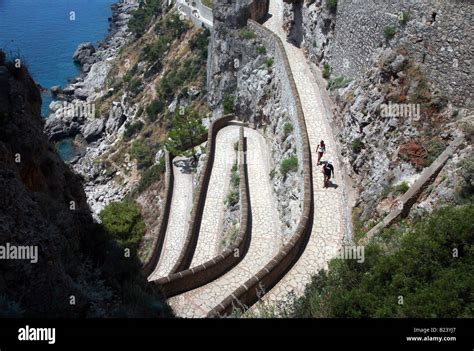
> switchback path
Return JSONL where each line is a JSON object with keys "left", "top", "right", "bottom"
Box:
{"left": 190, "top": 126, "right": 241, "bottom": 267}
{"left": 148, "top": 157, "right": 193, "bottom": 280}
{"left": 254, "top": 0, "right": 347, "bottom": 310}
{"left": 168, "top": 127, "right": 281, "bottom": 317}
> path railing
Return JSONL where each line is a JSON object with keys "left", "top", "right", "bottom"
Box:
{"left": 152, "top": 125, "right": 252, "bottom": 297}
{"left": 207, "top": 19, "right": 314, "bottom": 317}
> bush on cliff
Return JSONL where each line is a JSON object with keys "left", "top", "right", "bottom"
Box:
{"left": 384, "top": 26, "right": 396, "bottom": 39}
{"left": 292, "top": 204, "right": 474, "bottom": 317}
{"left": 130, "top": 140, "right": 154, "bottom": 170}
{"left": 281, "top": 155, "right": 298, "bottom": 177}
{"left": 128, "top": 0, "right": 163, "bottom": 37}
{"left": 165, "top": 108, "right": 207, "bottom": 160}
{"left": 100, "top": 200, "right": 146, "bottom": 252}
{"left": 326, "top": 0, "right": 338, "bottom": 12}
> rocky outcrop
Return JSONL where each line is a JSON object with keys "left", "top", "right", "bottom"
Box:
{"left": 73, "top": 42, "right": 96, "bottom": 71}
{"left": 0, "top": 54, "right": 171, "bottom": 318}
{"left": 287, "top": 0, "right": 474, "bottom": 108}
{"left": 208, "top": 1, "right": 304, "bottom": 238}
{"left": 280, "top": 0, "right": 474, "bottom": 225}
{"left": 327, "top": 46, "right": 471, "bottom": 223}
{"left": 44, "top": 1, "right": 139, "bottom": 216}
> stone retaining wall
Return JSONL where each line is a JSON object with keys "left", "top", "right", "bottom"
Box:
{"left": 363, "top": 136, "right": 465, "bottom": 243}
{"left": 142, "top": 151, "right": 174, "bottom": 277}
{"left": 327, "top": 0, "right": 473, "bottom": 108}
{"left": 207, "top": 19, "right": 314, "bottom": 317}
{"left": 152, "top": 125, "right": 251, "bottom": 297}
{"left": 168, "top": 115, "right": 236, "bottom": 274}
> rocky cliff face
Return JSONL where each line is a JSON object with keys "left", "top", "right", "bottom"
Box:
{"left": 208, "top": 1, "right": 304, "bottom": 238}
{"left": 0, "top": 54, "right": 171, "bottom": 318}
{"left": 290, "top": 0, "right": 473, "bottom": 108}
{"left": 283, "top": 0, "right": 473, "bottom": 227}
{"left": 44, "top": 1, "right": 140, "bottom": 216}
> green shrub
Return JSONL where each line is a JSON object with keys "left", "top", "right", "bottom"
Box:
{"left": 156, "top": 13, "right": 189, "bottom": 38}
{"left": 128, "top": 79, "right": 142, "bottom": 95}
{"left": 399, "top": 11, "right": 410, "bottom": 25}
{"left": 128, "top": 0, "right": 163, "bottom": 37}
{"left": 326, "top": 0, "right": 338, "bottom": 12}
{"left": 281, "top": 155, "right": 298, "bottom": 176}
{"left": 231, "top": 162, "right": 240, "bottom": 188}
{"left": 124, "top": 121, "right": 144, "bottom": 140}
{"left": 190, "top": 27, "right": 211, "bottom": 60}
{"left": 328, "top": 75, "right": 352, "bottom": 90}
{"left": 239, "top": 27, "right": 256, "bottom": 40}
{"left": 384, "top": 26, "right": 396, "bottom": 39}
{"left": 99, "top": 200, "right": 146, "bottom": 250}
{"left": 146, "top": 98, "right": 165, "bottom": 121}
{"left": 257, "top": 46, "right": 267, "bottom": 55}
{"left": 265, "top": 58, "right": 274, "bottom": 68}
{"left": 292, "top": 204, "right": 474, "bottom": 317}
{"left": 351, "top": 138, "right": 363, "bottom": 153}
{"left": 201, "top": 0, "right": 214, "bottom": 8}
{"left": 322, "top": 63, "right": 331, "bottom": 79}
{"left": 283, "top": 122, "right": 294, "bottom": 137}
{"left": 143, "top": 36, "right": 171, "bottom": 62}
{"left": 225, "top": 191, "right": 239, "bottom": 207}
{"left": 397, "top": 181, "right": 410, "bottom": 194}
{"left": 456, "top": 156, "right": 474, "bottom": 201}
{"left": 130, "top": 141, "right": 154, "bottom": 170}
{"left": 165, "top": 108, "right": 207, "bottom": 159}
{"left": 223, "top": 95, "right": 235, "bottom": 114}
{"left": 131, "top": 159, "right": 166, "bottom": 197}
{"left": 424, "top": 139, "right": 445, "bottom": 166}
{"left": 157, "top": 57, "right": 203, "bottom": 100}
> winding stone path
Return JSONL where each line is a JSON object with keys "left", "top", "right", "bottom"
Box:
{"left": 168, "top": 127, "right": 281, "bottom": 317}
{"left": 253, "top": 0, "right": 347, "bottom": 310}
{"left": 148, "top": 157, "right": 193, "bottom": 280}
{"left": 190, "top": 126, "right": 241, "bottom": 267}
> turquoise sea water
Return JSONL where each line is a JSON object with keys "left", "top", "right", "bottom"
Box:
{"left": 0, "top": 0, "right": 116, "bottom": 159}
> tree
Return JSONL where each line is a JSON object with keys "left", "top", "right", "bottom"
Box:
{"left": 99, "top": 200, "right": 145, "bottom": 251}
{"left": 165, "top": 108, "right": 207, "bottom": 161}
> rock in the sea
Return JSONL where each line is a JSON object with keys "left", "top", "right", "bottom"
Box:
{"left": 73, "top": 42, "right": 96, "bottom": 65}
{"left": 50, "top": 85, "right": 62, "bottom": 96}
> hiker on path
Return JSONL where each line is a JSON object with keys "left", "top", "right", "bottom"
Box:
{"left": 316, "top": 140, "right": 326, "bottom": 165}
{"left": 322, "top": 161, "right": 334, "bottom": 188}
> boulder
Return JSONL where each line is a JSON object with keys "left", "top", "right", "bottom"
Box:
{"left": 73, "top": 42, "right": 96, "bottom": 65}
{"left": 50, "top": 85, "right": 62, "bottom": 96}
{"left": 106, "top": 105, "right": 126, "bottom": 134}
{"left": 82, "top": 118, "right": 105, "bottom": 143}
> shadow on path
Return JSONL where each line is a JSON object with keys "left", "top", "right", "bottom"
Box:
{"left": 173, "top": 157, "right": 196, "bottom": 174}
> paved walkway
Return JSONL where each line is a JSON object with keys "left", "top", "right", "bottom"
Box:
{"left": 168, "top": 127, "right": 281, "bottom": 317}
{"left": 190, "top": 126, "right": 241, "bottom": 267}
{"left": 148, "top": 157, "right": 193, "bottom": 280}
{"left": 253, "top": 0, "right": 346, "bottom": 310}
{"left": 177, "top": 0, "right": 213, "bottom": 28}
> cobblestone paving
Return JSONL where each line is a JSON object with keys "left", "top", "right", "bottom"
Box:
{"left": 168, "top": 127, "right": 281, "bottom": 317}
{"left": 148, "top": 157, "right": 193, "bottom": 280}
{"left": 253, "top": 0, "right": 346, "bottom": 310}
{"left": 190, "top": 126, "right": 241, "bottom": 267}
